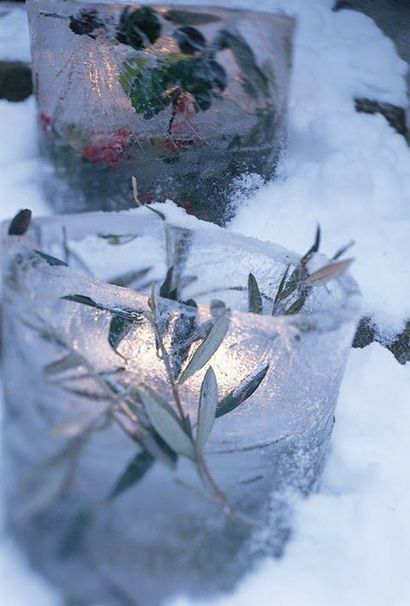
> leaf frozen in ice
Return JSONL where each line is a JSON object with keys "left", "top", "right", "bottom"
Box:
{"left": 196, "top": 367, "right": 218, "bottom": 450}
{"left": 216, "top": 364, "right": 269, "bottom": 418}
{"left": 108, "top": 449, "right": 155, "bottom": 501}
{"left": 248, "top": 273, "right": 263, "bottom": 314}
{"left": 137, "top": 387, "right": 195, "bottom": 460}
{"left": 178, "top": 308, "right": 230, "bottom": 383}
{"left": 302, "top": 258, "right": 354, "bottom": 287}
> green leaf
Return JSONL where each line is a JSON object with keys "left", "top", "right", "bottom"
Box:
{"left": 216, "top": 30, "right": 270, "bottom": 100}
{"left": 108, "top": 316, "right": 136, "bottom": 354}
{"left": 108, "top": 450, "right": 155, "bottom": 501}
{"left": 164, "top": 9, "right": 222, "bottom": 25}
{"left": 137, "top": 387, "right": 196, "bottom": 460}
{"left": 59, "top": 508, "right": 93, "bottom": 559}
{"left": 109, "top": 267, "right": 151, "bottom": 288}
{"left": 34, "top": 250, "right": 68, "bottom": 267}
{"left": 300, "top": 224, "right": 321, "bottom": 267}
{"left": 248, "top": 273, "right": 263, "bottom": 314}
{"left": 196, "top": 367, "right": 218, "bottom": 450}
{"left": 284, "top": 294, "right": 307, "bottom": 315}
{"left": 332, "top": 240, "right": 355, "bottom": 260}
{"left": 44, "top": 353, "right": 81, "bottom": 376}
{"left": 62, "top": 294, "right": 101, "bottom": 309}
{"left": 301, "top": 258, "right": 354, "bottom": 287}
{"left": 178, "top": 309, "right": 231, "bottom": 383}
{"left": 120, "top": 57, "right": 168, "bottom": 119}
{"left": 62, "top": 294, "right": 141, "bottom": 321}
{"left": 273, "top": 265, "right": 291, "bottom": 307}
{"left": 159, "top": 266, "right": 178, "bottom": 300}
{"left": 216, "top": 364, "right": 269, "bottom": 418}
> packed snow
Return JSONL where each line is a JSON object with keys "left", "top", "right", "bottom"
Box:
{"left": 0, "top": 1, "right": 409, "bottom": 605}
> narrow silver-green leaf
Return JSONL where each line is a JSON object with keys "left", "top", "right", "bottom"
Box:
{"left": 273, "top": 265, "right": 291, "bottom": 307}
{"left": 108, "top": 316, "right": 136, "bottom": 354}
{"left": 107, "top": 450, "right": 155, "bottom": 501}
{"left": 196, "top": 367, "right": 218, "bottom": 450}
{"left": 248, "top": 273, "right": 263, "bottom": 314}
{"left": 216, "top": 364, "right": 269, "bottom": 418}
{"left": 58, "top": 508, "right": 93, "bottom": 559}
{"left": 332, "top": 240, "right": 355, "bottom": 260}
{"left": 142, "top": 385, "right": 183, "bottom": 426}
{"left": 178, "top": 309, "right": 231, "bottom": 384}
{"left": 137, "top": 387, "right": 195, "bottom": 460}
{"left": 302, "top": 258, "right": 354, "bottom": 287}
{"left": 35, "top": 250, "right": 68, "bottom": 267}
{"left": 62, "top": 294, "right": 100, "bottom": 308}
{"left": 44, "top": 353, "right": 80, "bottom": 376}
{"left": 300, "top": 224, "right": 321, "bottom": 266}
{"left": 284, "top": 294, "right": 307, "bottom": 315}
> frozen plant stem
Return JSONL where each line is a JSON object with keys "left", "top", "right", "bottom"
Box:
{"left": 143, "top": 308, "right": 247, "bottom": 523}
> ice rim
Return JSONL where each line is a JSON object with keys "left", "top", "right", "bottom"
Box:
{"left": 0, "top": 207, "right": 361, "bottom": 329}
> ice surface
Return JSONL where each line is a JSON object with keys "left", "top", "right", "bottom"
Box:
{"left": 0, "top": 208, "right": 359, "bottom": 604}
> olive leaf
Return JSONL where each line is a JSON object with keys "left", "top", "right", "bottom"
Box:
{"left": 170, "top": 307, "right": 198, "bottom": 379}
{"left": 58, "top": 508, "right": 93, "bottom": 559}
{"left": 178, "top": 308, "right": 231, "bottom": 383}
{"left": 301, "top": 258, "right": 354, "bottom": 287}
{"left": 62, "top": 294, "right": 141, "bottom": 321}
{"left": 137, "top": 387, "right": 196, "bottom": 459}
{"left": 300, "top": 224, "right": 321, "bottom": 267}
{"left": 196, "top": 367, "right": 218, "bottom": 451}
{"left": 108, "top": 450, "right": 155, "bottom": 501}
{"left": 332, "top": 240, "right": 355, "bottom": 260}
{"left": 164, "top": 9, "right": 222, "bottom": 25}
{"left": 44, "top": 353, "right": 81, "bottom": 376}
{"left": 284, "top": 294, "right": 307, "bottom": 315}
{"left": 159, "top": 266, "right": 178, "bottom": 300}
{"left": 108, "top": 316, "right": 138, "bottom": 355}
{"left": 109, "top": 267, "right": 151, "bottom": 288}
{"left": 34, "top": 250, "right": 68, "bottom": 267}
{"left": 216, "top": 364, "right": 269, "bottom": 418}
{"left": 62, "top": 294, "right": 102, "bottom": 309}
{"left": 248, "top": 273, "right": 263, "bottom": 314}
{"left": 273, "top": 265, "right": 291, "bottom": 307}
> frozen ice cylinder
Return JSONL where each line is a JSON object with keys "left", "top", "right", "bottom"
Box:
{"left": 1, "top": 208, "right": 360, "bottom": 605}
{"left": 26, "top": 0, "right": 295, "bottom": 224}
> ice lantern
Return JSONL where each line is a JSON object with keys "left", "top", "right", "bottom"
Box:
{"left": 1, "top": 209, "right": 360, "bottom": 606}
{"left": 26, "top": 0, "right": 295, "bottom": 225}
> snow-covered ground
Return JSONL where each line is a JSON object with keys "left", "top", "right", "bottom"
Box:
{"left": 0, "top": 1, "right": 409, "bottom": 605}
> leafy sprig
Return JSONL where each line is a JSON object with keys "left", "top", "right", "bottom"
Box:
{"left": 247, "top": 226, "right": 354, "bottom": 316}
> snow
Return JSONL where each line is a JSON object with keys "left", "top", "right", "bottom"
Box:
{"left": 0, "top": 2, "right": 409, "bottom": 606}
{"left": 0, "top": 4, "right": 31, "bottom": 63}
{"left": 229, "top": 0, "right": 410, "bottom": 339}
